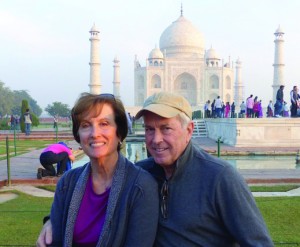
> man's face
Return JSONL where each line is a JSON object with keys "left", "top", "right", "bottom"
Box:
{"left": 143, "top": 111, "right": 194, "bottom": 167}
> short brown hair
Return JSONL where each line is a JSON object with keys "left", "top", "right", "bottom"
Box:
{"left": 71, "top": 93, "right": 128, "bottom": 151}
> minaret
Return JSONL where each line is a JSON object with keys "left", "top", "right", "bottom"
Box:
{"left": 89, "top": 24, "right": 101, "bottom": 94}
{"left": 234, "top": 58, "right": 244, "bottom": 107}
{"left": 272, "top": 25, "right": 285, "bottom": 103}
{"left": 113, "top": 56, "right": 121, "bottom": 99}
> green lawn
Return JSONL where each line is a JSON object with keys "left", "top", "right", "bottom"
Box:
{"left": 0, "top": 186, "right": 299, "bottom": 246}
{"left": 257, "top": 197, "right": 300, "bottom": 245}
{"left": 0, "top": 191, "right": 53, "bottom": 246}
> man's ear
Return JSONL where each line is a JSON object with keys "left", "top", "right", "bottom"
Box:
{"left": 186, "top": 121, "right": 194, "bottom": 142}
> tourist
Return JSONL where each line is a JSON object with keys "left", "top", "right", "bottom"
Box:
{"left": 274, "top": 85, "right": 284, "bottom": 117}
{"left": 10, "top": 115, "right": 15, "bottom": 130}
{"left": 126, "top": 111, "right": 133, "bottom": 134}
{"left": 37, "top": 142, "right": 75, "bottom": 178}
{"left": 211, "top": 99, "right": 216, "bottom": 118}
{"left": 36, "top": 93, "right": 158, "bottom": 246}
{"left": 215, "top": 96, "right": 222, "bottom": 118}
{"left": 267, "top": 100, "right": 274, "bottom": 117}
{"left": 53, "top": 115, "right": 58, "bottom": 129}
{"left": 221, "top": 101, "right": 225, "bottom": 118}
{"left": 225, "top": 102, "right": 230, "bottom": 118}
{"left": 283, "top": 101, "right": 289, "bottom": 117}
{"left": 204, "top": 100, "right": 211, "bottom": 118}
{"left": 23, "top": 108, "right": 32, "bottom": 135}
{"left": 246, "top": 94, "right": 254, "bottom": 118}
{"left": 134, "top": 92, "right": 273, "bottom": 246}
{"left": 258, "top": 100, "right": 263, "bottom": 118}
{"left": 253, "top": 96, "right": 259, "bottom": 118}
{"left": 240, "top": 101, "right": 246, "bottom": 117}
{"left": 290, "top": 85, "right": 299, "bottom": 117}
{"left": 231, "top": 102, "right": 235, "bottom": 118}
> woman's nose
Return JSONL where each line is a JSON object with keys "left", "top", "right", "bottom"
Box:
{"left": 91, "top": 125, "right": 101, "bottom": 137}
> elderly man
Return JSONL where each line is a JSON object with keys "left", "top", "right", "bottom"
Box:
{"left": 37, "top": 92, "right": 273, "bottom": 247}
{"left": 134, "top": 92, "right": 273, "bottom": 246}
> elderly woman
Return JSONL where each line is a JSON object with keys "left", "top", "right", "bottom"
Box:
{"left": 37, "top": 93, "right": 158, "bottom": 247}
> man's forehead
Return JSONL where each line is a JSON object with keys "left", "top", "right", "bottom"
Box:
{"left": 143, "top": 112, "right": 178, "bottom": 123}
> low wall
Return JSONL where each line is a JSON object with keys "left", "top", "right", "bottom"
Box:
{"left": 205, "top": 118, "right": 300, "bottom": 147}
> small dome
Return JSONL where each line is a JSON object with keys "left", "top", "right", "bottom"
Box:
{"left": 275, "top": 25, "right": 284, "bottom": 34}
{"left": 90, "top": 23, "right": 99, "bottom": 33}
{"left": 159, "top": 15, "right": 205, "bottom": 57}
{"left": 149, "top": 47, "right": 164, "bottom": 59}
{"left": 205, "top": 47, "right": 220, "bottom": 60}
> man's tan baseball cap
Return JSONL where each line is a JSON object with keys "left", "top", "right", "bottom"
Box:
{"left": 135, "top": 92, "right": 192, "bottom": 119}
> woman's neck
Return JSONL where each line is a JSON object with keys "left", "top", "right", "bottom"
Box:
{"left": 90, "top": 153, "right": 119, "bottom": 194}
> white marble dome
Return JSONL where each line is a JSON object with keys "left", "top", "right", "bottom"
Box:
{"left": 148, "top": 47, "right": 164, "bottom": 59}
{"left": 159, "top": 15, "right": 205, "bottom": 58}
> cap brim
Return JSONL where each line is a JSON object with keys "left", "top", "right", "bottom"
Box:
{"left": 135, "top": 104, "right": 182, "bottom": 119}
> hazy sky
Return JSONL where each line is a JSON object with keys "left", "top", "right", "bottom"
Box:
{"left": 1, "top": 0, "right": 300, "bottom": 112}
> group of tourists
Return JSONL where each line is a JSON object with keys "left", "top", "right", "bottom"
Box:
{"left": 205, "top": 84, "right": 300, "bottom": 119}
{"left": 266, "top": 85, "right": 300, "bottom": 118}
{"left": 204, "top": 97, "right": 236, "bottom": 118}
{"left": 245, "top": 95, "right": 264, "bottom": 118}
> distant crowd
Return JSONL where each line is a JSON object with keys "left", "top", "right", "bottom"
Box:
{"left": 204, "top": 85, "right": 300, "bottom": 118}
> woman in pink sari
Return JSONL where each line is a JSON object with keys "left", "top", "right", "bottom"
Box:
{"left": 225, "top": 102, "right": 230, "bottom": 118}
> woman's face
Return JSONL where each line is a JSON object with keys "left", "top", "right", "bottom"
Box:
{"left": 78, "top": 104, "right": 119, "bottom": 164}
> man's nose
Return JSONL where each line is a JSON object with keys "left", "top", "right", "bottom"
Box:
{"left": 152, "top": 130, "right": 163, "bottom": 143}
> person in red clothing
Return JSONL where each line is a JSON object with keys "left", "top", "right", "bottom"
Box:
{"left": 37, "top": 142, "right": 75, "bottom": 178}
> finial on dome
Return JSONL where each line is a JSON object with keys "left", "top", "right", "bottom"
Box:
{"left": 180, "top": 3, "right": 183, "bottom": 16}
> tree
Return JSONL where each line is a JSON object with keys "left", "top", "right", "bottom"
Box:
{"left": 20, "top": 100, "right": 39, "bottom": 133}
{"left": 13, "top": 90, "right": 42, "bottom": 116}
{"left": 20, "top": 100, "right": 29, "bottom": 133}
{"left": 0, "top": 81, "right": 42, "bottom": 117}
{"left": 0, "top": 81, "right": 14, "bottom": 116}
{"left": 45, "top": 102, "right": 71, "bottom": 117}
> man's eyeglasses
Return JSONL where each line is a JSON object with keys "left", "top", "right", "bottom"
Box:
{"left": 161, "top": 180, "right": 169, "bottom": 219}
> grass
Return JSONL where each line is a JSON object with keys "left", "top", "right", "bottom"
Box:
{"left": 0, "top": 139, "right": 69, "bottom": 161}
{"left": 0, "top": 190, "right": 53, "bottom": 246}
{"left": 257, "top": 197, "right": 300, "bottom": 244}
{"left": 250, "top": 185, "right": 299, "bottom": 192}
{"left": 0, "top": 186, "right": 299, "bottom": 246}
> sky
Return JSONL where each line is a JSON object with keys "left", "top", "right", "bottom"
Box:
{"left": 1, "top": 0, "right": 300, "bottom": 113}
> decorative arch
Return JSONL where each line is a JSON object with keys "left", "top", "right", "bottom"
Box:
{"left": 174, "top": 72, "right": 197, "bottom": 106}
{"left": 225, "top": 76, "right": 231, "bottom": 89}
{"left": 151, "top": 74, "right": 161, "bottom": 88}
{"left": 209, "top": 93, "right": 218, "bottom": 103}
{"left": 209, "top": 75, "right": 219, "bottom": 89}
{"left": 225, "top": 93, "right": 231, "bottom": 103}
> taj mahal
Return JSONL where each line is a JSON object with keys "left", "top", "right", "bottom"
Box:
{"left": 133, "top": 10, "right": 243, "bottom": 109}
{"left": 88, "top": 8, "right": 284, "bottom": 113}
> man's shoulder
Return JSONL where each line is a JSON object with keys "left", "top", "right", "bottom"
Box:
{"left": 191, "top": 143, "right": 231, "bottom": 171}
